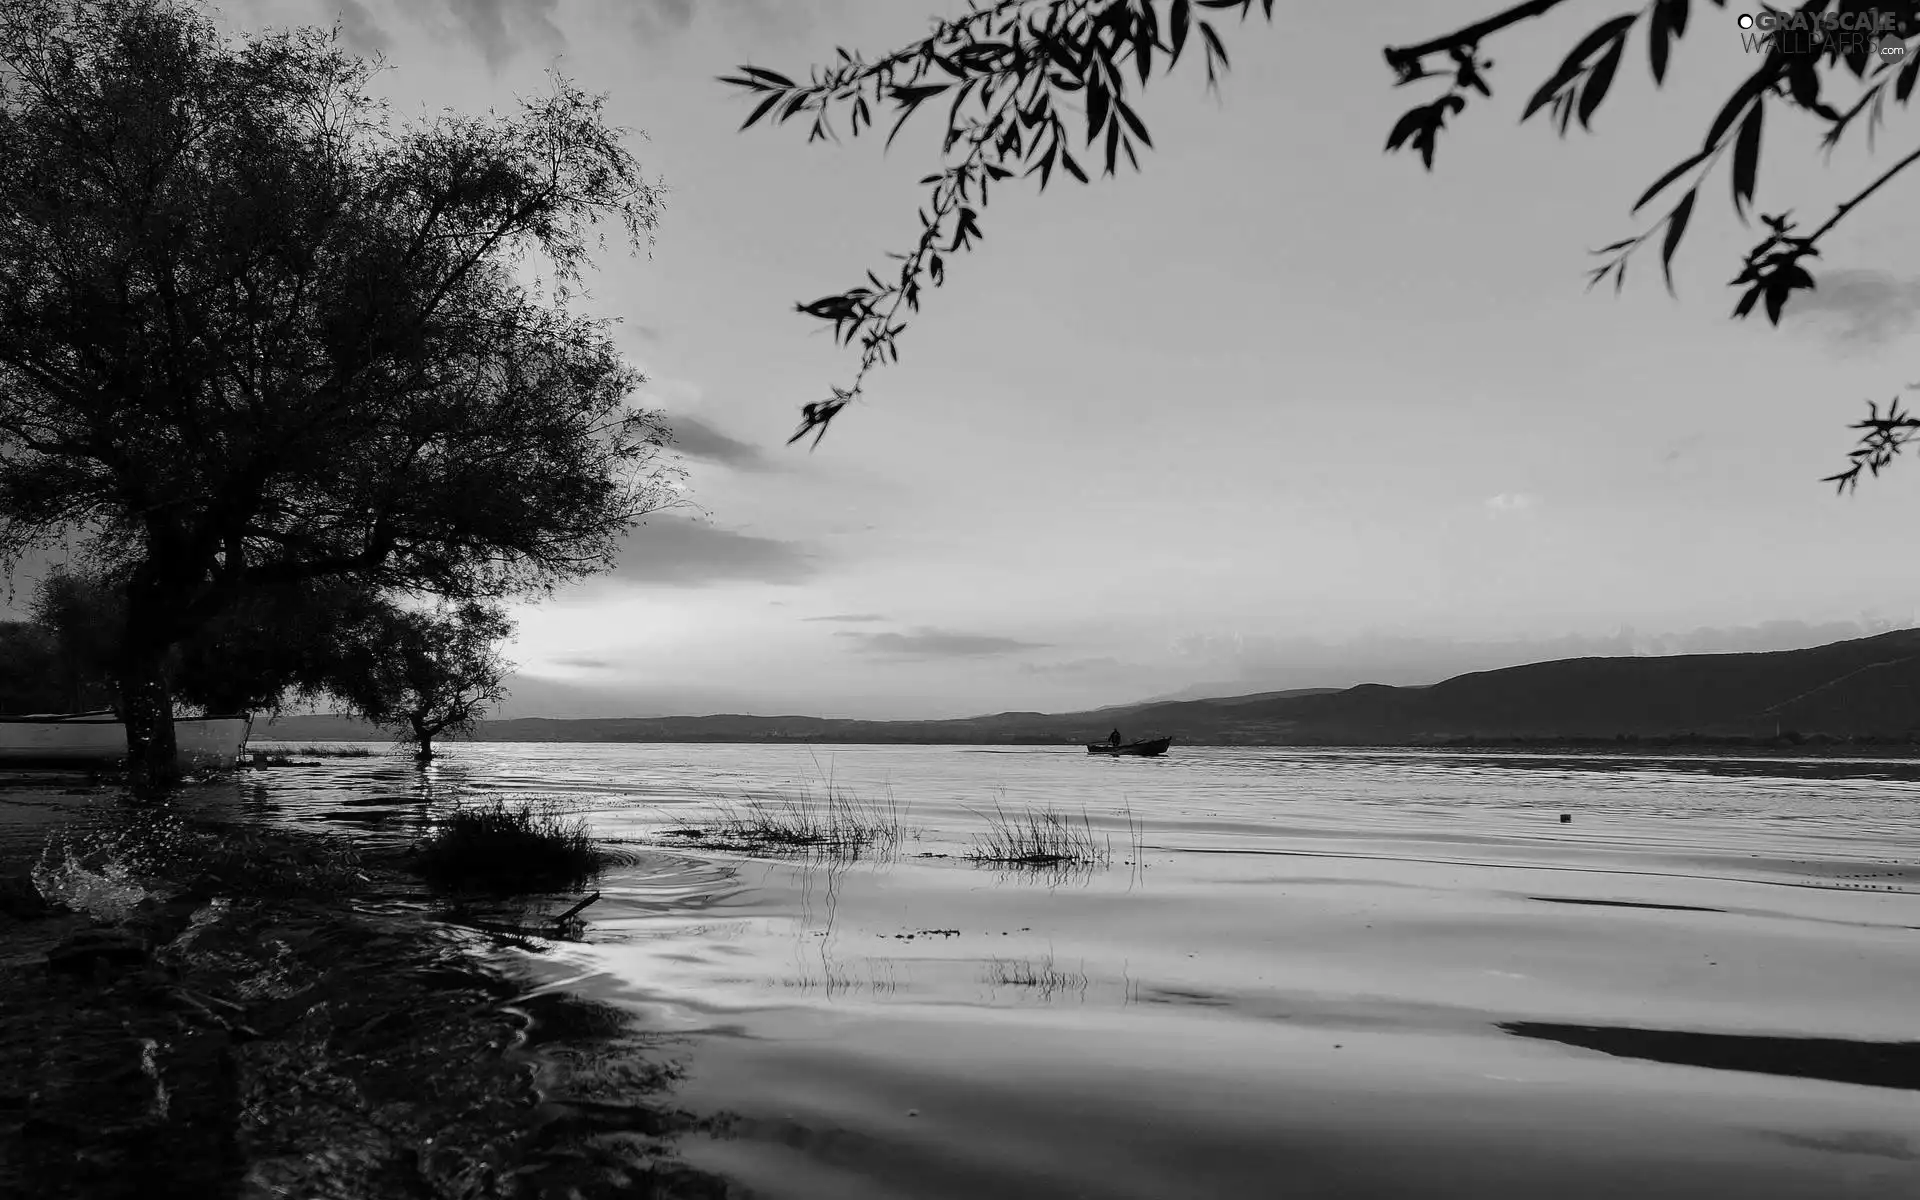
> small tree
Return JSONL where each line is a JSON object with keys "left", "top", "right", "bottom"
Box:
{"left": 326, "top": 601, "right": 513, "bottom": 762}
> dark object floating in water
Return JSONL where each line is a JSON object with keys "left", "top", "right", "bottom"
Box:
{"left": 1530, "top": 897, "right": 1724, "bottom": 913}
{"left": 1087, "top": 736, "right": 1173, "bottom": 757}
{"left": 1560, "top": 813, "right": 1571, "bottom": 823}
{"left": 555, "top": 891, "right": 601, "bottom": 923}
{"left": 1500, "top": 1021, "right": 1920, "bottom": 1092}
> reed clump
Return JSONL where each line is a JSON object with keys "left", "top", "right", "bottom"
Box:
{"left": 966, "top": 801, "right": 1113, "bottom": 867}
{"left": 411, "top": 799, "right": 605, "bottom": 893}
{"left": 665, "top": 785, "right": 903, "bottom": 858}
{"left": 243, "top": 743, "right": 377, "bottom": 767}
{"left": 984, "top": 955, "right": 1090, "bottom": 1000}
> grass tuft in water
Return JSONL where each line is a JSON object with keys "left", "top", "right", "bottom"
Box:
{"left": 245, "top": 743, "right": 377, "bottom": 767}
{"left": 966, "top": 800, "right": 1112, "bottom": 867}
{"left": 412, "top": 799, "right": 605, "bottom": 893}
{"left": 666, "top": 785, "right": 904, "bottom": 859}
{"left": 300, "top": 742, "right": 377, "bottom": 757}
{"left": 244, "top": 750, "right": 311, "bottom": 768}
{"left": 984, "top": 955, "right": 1091, "bottom": 1000}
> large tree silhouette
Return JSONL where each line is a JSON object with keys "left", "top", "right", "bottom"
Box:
{"left": 725, "top": 0, "right": 1920, "bottom": 485}
{"left": 0, "top": 0, "right": 677, "bottom": 786}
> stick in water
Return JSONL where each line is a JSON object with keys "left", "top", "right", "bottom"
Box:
{"left": 555, "top": 891, "right": 601, "bottom": 923}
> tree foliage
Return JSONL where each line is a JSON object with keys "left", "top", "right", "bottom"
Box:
{"left": 16, "top": 562, "right": 512, "bottom": 754}
{"left": 0, "top": 619, "right": 63, "bottom": 712}
{"left": 0, "top": 0, "right": 677, "bottom": 782}
{"left": 723, "top": 0, "right": 1263, "bottom": 446}
{"left": 22, "top": 564, "right": 390, "bottom": 716}
{"left": 170, "top": 578, "right": 390, "bottom": 715}
{"left": 727, "top": 0, "right": 1920, "bottom": 488}
{"left": 28, "top": 565, "right": 122, "bottom": 712}
{"left": 324, "top": 600, "right": 514, "bottom": 760}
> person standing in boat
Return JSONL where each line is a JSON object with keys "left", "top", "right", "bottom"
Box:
{"left": 1108, "top": 729, "right": 1122, "bottom": 746}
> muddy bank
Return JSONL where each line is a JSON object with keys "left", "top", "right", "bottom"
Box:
{"left": 0, "top": 806, "right": 740, "bottom": 1199}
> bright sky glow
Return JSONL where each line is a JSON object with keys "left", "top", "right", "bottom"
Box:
{"left": 149, "top": 2, "right": 1920, "bottom": 715}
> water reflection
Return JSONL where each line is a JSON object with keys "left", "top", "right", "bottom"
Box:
{"left": 157, "top": 742, "right": 1920, "bottom": 1198}
{"left": 1359, "top": 748, "right": 1920, "bottom": 785}
{"left": 1500, "top": 1021, "right": 1920, "bottom": 1092}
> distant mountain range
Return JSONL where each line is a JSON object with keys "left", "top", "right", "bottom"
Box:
{"left": 260, "top": 631, "right": 1920, "bottom": 747}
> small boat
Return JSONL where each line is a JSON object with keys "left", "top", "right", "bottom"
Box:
{"left": 1087, "top": 736, "right": 1173, "bottom": 757}
{"left": 0, "top": 711, "right": 253, "bottom": 769}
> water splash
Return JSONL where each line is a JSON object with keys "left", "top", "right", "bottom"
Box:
{"left": 29, "top": 835, "right": 149, "bottom": 922}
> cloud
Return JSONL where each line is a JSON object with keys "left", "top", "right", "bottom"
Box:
{"left": 491, "top": 673, "right": 771, "bottom": 719}
{"left": 803, "top": 613, "right": 888, "bottom": 623}
{"left": 548, "top": 655, "right": 613, "bottom": 669}
{"left": 432, "top": 0, "right": 562, "bottom": 67}
{"left": 299, "top": 0, "right": 814, "bottom": 70}
{"left": 604, "top": 515, "right": 815, "bottom": 587}
{"left": 317, "top": 0, "right": 560, "bottom": 69}
{"left": 838, "top": 627, "right": 1048, "bottom": 659}
{"left": 1019, "top": 656, "right": 1128, "bottom": 676}
{"left": 623, "top": 0, "right": 816, "bottom": 43}
{"left": 328, "top": 0, "right": 392, "bottom": 55}
{"left": 1162, "top": 619, "right": 1920, "bottom": 697}
{"left": 1785, "top": 269, "right": 1920, "bottom": 348}
{"left": 1484, "top": 492, "right": 1538, "bottom": 514}
{"left": 1660, "top": 433, "right": 1705, "bottom": 466}
{"left": 1652, "top": 618, "right": 1915, "bottom": 656}
{"left": 666, "top": 413, "right": 772, "bottom": 471}
{"left": 626, "top": 0, "right": 696, "bottom": 36}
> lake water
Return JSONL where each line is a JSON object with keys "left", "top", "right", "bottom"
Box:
{"left": 102, "top": 745, "right": 1920, "bottom": 1194}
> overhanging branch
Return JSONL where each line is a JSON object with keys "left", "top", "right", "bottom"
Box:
{"left": 1809, "top": 141, "right": 1920, "bottom": 243}
{"left": 1383, "top": 0, "right": 1579, "bottom": 77}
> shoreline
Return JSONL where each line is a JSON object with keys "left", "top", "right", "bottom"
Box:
{"left": 254, "top": 733, "right": 1920, "bottom": 757}
{"left": 0, "top": 796, "right": 732, "bottom": 1200}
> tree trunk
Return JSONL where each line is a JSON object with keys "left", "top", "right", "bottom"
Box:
{"left": 117, "top": 573, "right": 185, "bottom": 794}
{"left": 118, "top": 644, "right": 180, "bottom": 793}
{"left": 410, "top": 713, "right": 434, "bottom": 762}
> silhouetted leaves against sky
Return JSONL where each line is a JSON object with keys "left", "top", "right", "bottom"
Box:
{"left": 727, "top": 0, "right": 1920, "bottom": 485}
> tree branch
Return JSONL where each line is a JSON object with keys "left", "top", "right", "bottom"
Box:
{"left": 1383, "top": 0, "right": 1579, "bottom": 77}
{"left": 1808, "top": 140, "right": 1920, "bottom": 244}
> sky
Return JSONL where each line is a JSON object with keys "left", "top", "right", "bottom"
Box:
{"left": 44, "top": 0, "right": 1920, "bottom": 718}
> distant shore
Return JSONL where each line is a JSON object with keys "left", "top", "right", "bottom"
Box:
{"left": 258, "top": 723, "right": 1920, "bottom": 757}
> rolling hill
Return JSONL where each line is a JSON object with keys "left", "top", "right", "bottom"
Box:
{"left": 261, "top": 630, "right": 1920, "bottom": 747}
